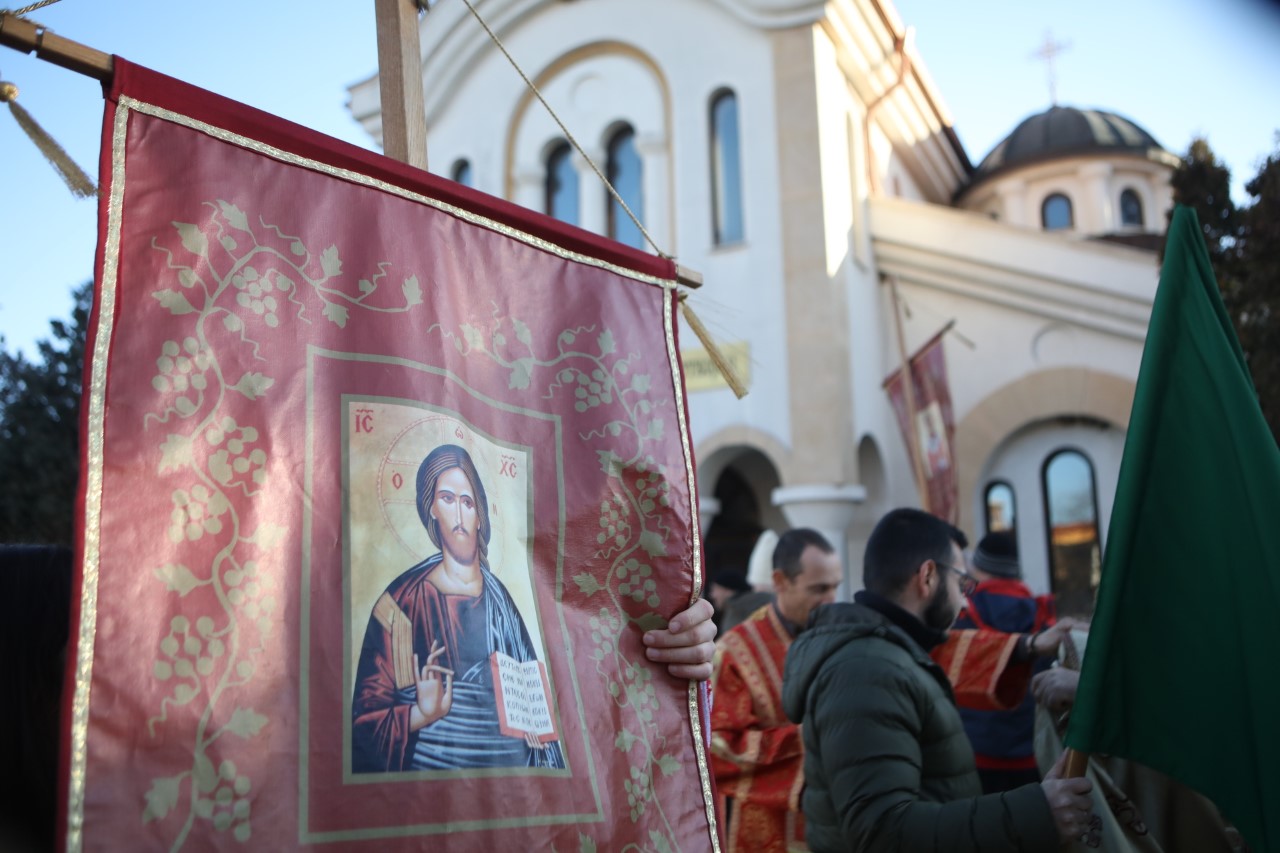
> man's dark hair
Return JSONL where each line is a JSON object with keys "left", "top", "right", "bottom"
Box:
{"left": 947, "top": 524, "right": 968, "bottom": 550}
{"left": 862, "top": 508, "right": 954, "bottom": 596}
{"left": 772, "top": 528, "right": 834, "bottom": 580}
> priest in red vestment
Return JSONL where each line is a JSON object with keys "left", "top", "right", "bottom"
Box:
{"left": 710, "top": 529, "right": 841, "bottom": 852}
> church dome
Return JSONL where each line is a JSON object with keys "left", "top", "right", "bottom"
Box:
{"left": 970, "top": 106, "right": 1177, "bottom": 184}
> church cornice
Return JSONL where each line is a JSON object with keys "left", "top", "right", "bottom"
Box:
{"left": 869, "top": 197, "right": 1156, "bottom": 342}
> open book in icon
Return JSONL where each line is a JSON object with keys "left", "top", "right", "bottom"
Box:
{"left": 490, "top": 651, "right": 560, "bottom": 744}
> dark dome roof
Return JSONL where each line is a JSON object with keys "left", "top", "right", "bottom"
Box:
{"left": 971, "top": 106, "right": 1176, "bottom": 182}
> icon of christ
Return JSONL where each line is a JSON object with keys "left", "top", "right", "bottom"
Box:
{"left": 351, "top": 443, "right": 564, "bottom": 772}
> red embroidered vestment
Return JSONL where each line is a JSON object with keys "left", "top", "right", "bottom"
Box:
{"left": 710, "top": 605, "right": 806, "bottom": 852}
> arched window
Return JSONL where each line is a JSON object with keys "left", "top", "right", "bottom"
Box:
{"left": 709, "top": 90, "right": 744, "bottom": 245}
{"left": 451, "top": 158, "right": 473, "bottom": 188}
{"left": 606, "top": 125, "right": 644, "bottom": 250}
{"left": 1041, "top": 193, "right": 1074, "bottom": 231}
{"left": 984, "top": 481, "right": 1016, "bottom": 534}
{"left": 1119, "top": 188, "right": 1144, "bottom": 227}
{"left": 1042, "top": 449, "right": 1101, "bottom": 616}
{"left": 545, "top": 142, "right": 578, "bottom": 226}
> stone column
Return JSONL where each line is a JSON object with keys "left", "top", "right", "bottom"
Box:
{"left": 574, "top": 148, "right": 606, "bottom": 236}
{"left": 511, "top": 167, "right": 544, "bottom": 213}
{"left": 1080, "top": 162, "right": 1114, "bottom": 234}
{"left": 635, "top": 132, "right": 671, "bottom": 253}
{"left": 995, "top": 177, "right": 1029, "bottom": 228}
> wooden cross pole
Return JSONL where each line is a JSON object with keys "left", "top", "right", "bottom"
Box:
{"left": 374, "top": 0, "right": 428, "bottom": 170}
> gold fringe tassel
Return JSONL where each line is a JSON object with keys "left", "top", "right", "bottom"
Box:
{"left": 1, "top": 81, "right": 97, "bottom": 198}
{"left": 678, "top": 294, "right": 749, "bottom": 399}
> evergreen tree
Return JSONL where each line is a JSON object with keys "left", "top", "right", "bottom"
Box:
{"left": 1166, "top": 135, "right": 1280, "bottom": 445}
{"left": 0, "top": 282, "right": 91, "bottom": 545}
{"left": 1235, "top": 145, "right": 1280, "bottom": 444}
{"left": 1164, "top": 137, "right": 1240, "bottom": 275}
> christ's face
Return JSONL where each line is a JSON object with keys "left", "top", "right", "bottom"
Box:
{"left": 430, "top": 466, "right": 479, "bottom": 565}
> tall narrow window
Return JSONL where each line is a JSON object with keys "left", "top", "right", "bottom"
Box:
{"left": 1119, "top": 188, "right": 1144, "bottom": 227}
{"left": 606, "top": 125, "right": 644, "bottom": 250}
{"left": 1042, "top": 449, "right": 1101, "bottom": 616}
{"left": 984, "top": 481, "right": 1016, "bottom": 534}
{"left": 451, "top": 158, "right": 473, "bottom": 188}
{"left": 710, "top": 90, "right": 744, "bottom": 245}
{"left": 545, "top": 142, "right": 578, "bottom": 226}
{"left": 1041, "top": 193, "right": 1073, "bottom": 231}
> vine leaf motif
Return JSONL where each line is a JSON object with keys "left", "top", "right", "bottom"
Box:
{"left": 246, "top": 523, "right": 287, "bottom": 550}
{"left": 573, "top": 573, "right": 602, "bottom": 596}
{"left": 578, "top": 833, "right": 598, "bottom": 853}
{"left": 597, "top": 329, "right": 615, "bottom": 356}
{"left": 142, "top": 774, "right": 184, "bottom": 824}
{"left": 512, "top": 317, "right": 532, "bottom": 346}
{"left": 225, "top": 708, "right": 268, "bottom": 739}
{"left": 615, "top": 729, "right": 639, "bottom": 752}
{"left": 322, "top": 302, "right": 349, "bottom": 328}
{"left": 319, "top": 245, "right": 342, "bottom": 277}
{"left": 638, "top": 530, "right": 667, "bottom": 558}
{"left": 194, "top": 754, "right": 218, "bottom": 795}
{"left": 154, "top": 564, "right": 203, "bottom": 597}
{"left": 461, "top": 323, "right": 486, "bottom": 352}
{"left": 649, "top": 829, "right": 675, "bottom": 853}
{"left": 597, "top": 450, "right": 624, "bottom": 478}
{"left": 634, "top": 613, "right": 666, "bottom": 633}
{"left": 217, "top": 201, "right": 249, "bottom": 232}
{"left": 159, "top": 434, "right": 194, "bottom": 474}
{"left": 154, "top": 289, "right": 198, "bottom": 316}
{"left": 656, "top": 755, "right": 681, "bottom": 777}
{"left": 173, "top": 222, "right": 208, "bottom": 256}
{"left": 402, "top": 275, "right": 423, "bottom": 307}
{"left": 631, "top": 374, "right": 651, "bottom": 393}
{"left": 509, "top": 358, "right": 534, "bottom": 391}
{"left": 230, "top": 373, "right": 274, "bottom": 400}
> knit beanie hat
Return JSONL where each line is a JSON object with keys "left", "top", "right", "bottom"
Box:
{"left": 972, "top": 530, "right": 1020, "bottom": 578}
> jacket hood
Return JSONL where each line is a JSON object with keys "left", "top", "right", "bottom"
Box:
{"left": 781, "top": 601, "right": 899, "bottom": 723}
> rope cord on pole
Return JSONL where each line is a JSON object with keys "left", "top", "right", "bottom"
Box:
{"left": 5, "top": 0, "right": 64, "bottom": 19}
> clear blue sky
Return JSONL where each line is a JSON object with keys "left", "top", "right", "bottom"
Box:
{"left": 2, "top": 0, "right": 1277, "bottom": 359}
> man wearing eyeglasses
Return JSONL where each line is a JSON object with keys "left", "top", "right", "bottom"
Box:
{"left": 781, "top": 508, "right": 1093, "bottom": 852}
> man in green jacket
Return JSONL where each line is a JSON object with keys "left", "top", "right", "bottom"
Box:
{"left": 781, "top": 508, "right": 1093, "bottom": 852}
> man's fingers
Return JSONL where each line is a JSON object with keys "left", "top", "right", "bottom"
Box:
{"left": 662, "top": 662, "right": 713, "bottom": 681}
{"left": 645, "top": 642, "right": 712, "bottom": 664}
{"left": 663, "top": 598, "right": 713, "bottom": 636}
{"left": 644, "top": 618, "right": 716, "bottom": 649}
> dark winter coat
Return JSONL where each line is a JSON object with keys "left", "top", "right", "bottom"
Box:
{"left": 780, "top": 598, "right": 1059, "bottom": 852}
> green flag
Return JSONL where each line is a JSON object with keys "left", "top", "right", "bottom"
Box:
{"left": 1066, "top": 205, "right": 1280, "bottom": 851}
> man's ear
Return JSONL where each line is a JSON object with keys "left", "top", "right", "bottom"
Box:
{"left": 771, "top": 569, "right": 788, "bottom": 592}
{"left": 911, "top": 559, "right": 936, "bottom": 599}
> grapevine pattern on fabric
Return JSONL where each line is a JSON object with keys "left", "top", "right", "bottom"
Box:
{"left": 140, "top": 200, "right": 421, "bottom": 849}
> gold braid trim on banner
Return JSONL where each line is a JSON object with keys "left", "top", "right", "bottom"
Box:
{"left": 0, "top": 78, "right": 96, "bottom": 197}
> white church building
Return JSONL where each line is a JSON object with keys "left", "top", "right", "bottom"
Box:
{"left": 348, "top": 0, "right": 1180, "bottom": 614}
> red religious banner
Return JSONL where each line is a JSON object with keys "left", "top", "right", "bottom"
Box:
{"left": 63, "top": 60, "right": 714, "bottom": 851}
{"left": 882, "top": 329, "right": 958, "bottom": 523}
